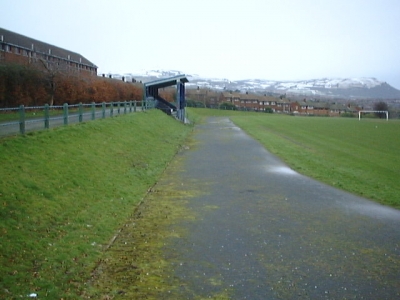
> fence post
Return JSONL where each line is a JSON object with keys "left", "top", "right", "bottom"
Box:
{"left": 79, "top": 102, "right": 83, "bottom": 122}
{"left": 117, "top": 102, "right": 121, "bottom": 115}
{"left": 91, "top": 102, "right": 95, "bottom": 120}
{"left": 102, "top": 102, "right": 106, "bottom": 118}
{"left": 63, "top": 103, "right": 69, "bottom": 125}
{"left": 124, "top": 101, "right": 127, "bottom": 114}
{"left": 129, "top": 101, "right": 132, "bottom": 113}
{"left": 134, "top": 101, "right": 137, "bottom": 112}
{"left": 44, "top": 104, "right": 50, "bottom": 129}
{"left": 110, "top": 102, "right": 114, "bottom": 117}
{"left": 19, "top": 105, "right": 25, "bottom": 134}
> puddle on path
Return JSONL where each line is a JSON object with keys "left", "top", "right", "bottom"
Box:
{"left": 268, "top": 166, "right": 298, "bottom": 175}
{"left": 219, "top": 126, "right": 241, "bottom": 130}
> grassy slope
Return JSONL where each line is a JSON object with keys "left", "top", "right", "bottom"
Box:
{"left": 0, "top": 110, "right": 192, "bottom": 299}
{"left": 188, "top": 108, "right": 400, "bottom": 208}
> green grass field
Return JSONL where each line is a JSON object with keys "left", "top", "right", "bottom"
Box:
{"left": 0, "top": 110, "right": 192, "bottom": 299}
{"left": 1, "top": 107, "right": 399, "bottom": 298}
{"left": 188, "top": 108, "right": 400, "bottom": 208}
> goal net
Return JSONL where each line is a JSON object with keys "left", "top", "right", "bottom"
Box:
{"left": 358, "top": 110, "right": 388, "bottom": 121}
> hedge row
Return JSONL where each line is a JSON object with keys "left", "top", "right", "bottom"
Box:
{"left": 0, "top": 63, "right": 143, "bottom": 107}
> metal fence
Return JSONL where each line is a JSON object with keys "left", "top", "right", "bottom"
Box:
{"left": 0, "top": 99, "right": 156, "bottom": 137}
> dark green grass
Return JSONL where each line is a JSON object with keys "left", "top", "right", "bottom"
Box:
{"left": 0, "top": 110, "right": 192, "bottom": 298}
{"left": 188, "top": 108, "right": 400, "bottom": 208}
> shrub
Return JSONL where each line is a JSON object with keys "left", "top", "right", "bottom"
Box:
{"left": 340, "top": 112, "right": 356, "bottom": 118}
{"left": 219, "top": 102, "right": 237, "bottom": 110}
{"left": 0, "top": 63, "right": 143, "bottom": 107}
{"left": 264, "top": 107, "right": 274, "bottom": 113}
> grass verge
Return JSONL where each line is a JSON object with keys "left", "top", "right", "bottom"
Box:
{"left": 0, "top": 110, "right": 192, "bottom": 299}
{"left": 188, "top": 108, "right": 400, "bottom": 208}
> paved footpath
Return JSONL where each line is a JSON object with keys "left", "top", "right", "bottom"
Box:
{"left": 158, "top": 117, "right": 400, "bottom": 299}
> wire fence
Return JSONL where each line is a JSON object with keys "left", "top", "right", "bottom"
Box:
{"left": 0, "top": 100, "right": 156, "bottom": 137}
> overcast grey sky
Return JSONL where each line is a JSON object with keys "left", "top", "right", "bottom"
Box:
{"left": 1, "top": 0, "right": 400, "bottom": 89}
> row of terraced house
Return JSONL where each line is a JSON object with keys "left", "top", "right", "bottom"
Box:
{"left": 186, "top": 89, "right": 362, "bottom": 117}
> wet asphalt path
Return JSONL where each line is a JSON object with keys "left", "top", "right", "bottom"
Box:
{"left": 162, "top": 117, "right": 400, "bottom": 299}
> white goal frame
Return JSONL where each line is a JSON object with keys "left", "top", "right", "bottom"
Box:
{"left": 358, "top": 110, "right": 388, "bottom": 121}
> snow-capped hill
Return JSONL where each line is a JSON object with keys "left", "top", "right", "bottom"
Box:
{"left": 107, "top": 70, "right": 186, "bottom": 82}
{"left": 311, "top": 77, "right": 383, "bottom": 89}
{"left": 130, "top": 69, "right": 183, "bottom": 78}
{"left": 104, "top": 70, "right": 400, "bottom": 99}
{"left": 219, "top": 77, "right": 399, "bottom": 99}
{"left": 237, "top": 77, "right": 383, "bottom": 90}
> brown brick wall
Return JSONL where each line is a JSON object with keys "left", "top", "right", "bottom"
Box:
{"left": 1, "top": 44, "right": 97, "bottom": 76}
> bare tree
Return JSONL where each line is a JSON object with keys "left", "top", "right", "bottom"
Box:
{"left": 36, "top": 57, "right": 79, "bottom": 106}
{"left": 373, "top": 101, "right": 388, "bottom": 119}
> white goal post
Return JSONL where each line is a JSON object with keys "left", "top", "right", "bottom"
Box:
{"left": 358, "top": 110, "right": 388, "bottom": 121}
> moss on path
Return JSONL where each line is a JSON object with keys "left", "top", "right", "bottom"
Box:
{"left": 85, "top": 117, "right": 400, "bottom": 299}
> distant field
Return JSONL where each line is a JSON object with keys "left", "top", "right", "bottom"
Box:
{"left": 188, "top": 108, "right": 400, "bottom": 208}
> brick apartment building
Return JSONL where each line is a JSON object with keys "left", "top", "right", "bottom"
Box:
{"left": 0, "top": 27, "right": 97, "bottom": 76}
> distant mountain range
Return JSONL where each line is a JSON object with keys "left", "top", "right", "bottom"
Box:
{"left": 106, "top": 70, "right": 400, "bottom": 100}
